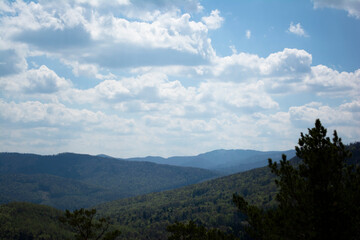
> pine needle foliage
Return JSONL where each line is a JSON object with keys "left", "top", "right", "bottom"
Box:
{"left": 233, "top": 119, "right": 360, "bottom": 240}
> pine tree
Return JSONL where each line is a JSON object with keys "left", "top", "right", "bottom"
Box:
{"left": 233, "top": 119, "right": 360, "bottom": 240}
{"left": 167, "top": 220, "right": 237, "bottom": 240}
{"left": 59, "top": 208, "right": 121, "bottom": 240}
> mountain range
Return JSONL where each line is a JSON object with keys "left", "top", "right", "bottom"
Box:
{"left": 0, "top": 149, "right": 294, "bottom": 210}
{"left": 0, "top": 152, "right": 216, "bottom": 209}
{"left": 0, "top": 143, "right": 358, "bottom": 239}
{"left": 121, "top": 149, "right": 295, "bottom": 173}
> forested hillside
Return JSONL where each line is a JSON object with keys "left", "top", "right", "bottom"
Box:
{"left": 0, "top": 202, "right": 72, "bottom": 240}
{"left": 0, "top": 152, "right": 217, "bottom": 209}
{"left": 96, "top": 142, "right": 360, "bottom": 239}
{"left": 0, "top": 143, "right": 358, "bottom": 239}
{"left": 95, "top": 164, "right": 277, "bottom": 239}
{"left": 0, "top": 164, "right": 276, "bottom": 240}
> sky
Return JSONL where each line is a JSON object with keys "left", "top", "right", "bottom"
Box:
{"left": 0, "top": 0, "right": 359, "bottom": 158}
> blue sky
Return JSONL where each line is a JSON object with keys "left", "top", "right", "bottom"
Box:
{"left": 0, "top": 0, "right": 359, "bottom": 157}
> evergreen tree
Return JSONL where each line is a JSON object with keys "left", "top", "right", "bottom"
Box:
{"left": 59, "top": 208, "right": 121, "bottom": 240}
{"left": 167, "top": 220, "right": 237, "bottom": 240}
{"left": 233, "top": 119, "right": 360, "bottom": 240}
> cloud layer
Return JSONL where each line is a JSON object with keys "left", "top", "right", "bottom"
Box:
{"left": 313, "top": 0, "right": 360, "bottom": 18}
{"left": 0, "top": 0, "right": 359, "bottom": 157}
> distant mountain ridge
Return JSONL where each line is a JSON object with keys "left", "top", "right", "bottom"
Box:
{"left": 125, "top": 149, "right": 296, "bottom": 173}
{"left": 0, "top": 143, "right": 358, "bottom": 239}
{"left": 0, "top": 152, "right": 217, "bottom": 210}
{"left": 0, "top": 148, "right": 296, "bottom": 210}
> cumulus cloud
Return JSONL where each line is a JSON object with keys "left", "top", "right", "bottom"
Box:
{"left": 0, "top": 1, "right": 14, "bottom": 13}
{"left": 202, "top": 9, "right": 224, "bottom": 30}
{"left": 61, "top": 59, "right": 100, "bottom": 78}
{"left": 0, "top": 49, "right": 27, "bottom": 76}
{"left": 0, "top": 100, "right": 100, "bottom": 125}
{"left": 340, "top": 98, "right": 360, "bottom": 112}
{"left": 128, "top": 0, "right": 203, "bottom": 13}
{"left": 63, "top": 72, "right": 195, "bottom": 109}
{"left": 93, "top": 80, "right": 131, "bottom": 101}
{"left": 91, "top": 0, "right": 203, "bottom": 21}
{"left": 262, "top": 48, "right": 312, "bottom": 75}
{"left": 305, "top": 65, "right": 360, "bottom": 97}
{"left": 289, "top": 101, "right": 360, "bottom": 134}
{"left": 206, "top": 48, "right": 360, "bottom": 97}
{"left": 60, "top": 70, "right": 279, "bottom": 119}
{"left": 288, "top": 22, "right": 308, "bottom": 37}
{"left": 197, "top": 81, "right": 279, "bottom": 111}
{"left": 211, "top": 48, "right": 312, "bottom": 81}
{"left": 0, "top": 65, "right": 72, "bottom": 94}
{"left": 1, "top": 0, "right": 359, "bottom": 157}
{"left": 0, "top": 99, "right": 135, "bottom": 133}
{"left": 313, "top": 0, "right": 360, "bottom": 19}
{"left": 2, "top": 0, "right": 213, "bottom": 69}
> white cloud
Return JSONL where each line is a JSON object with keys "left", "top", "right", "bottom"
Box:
{"left": 288, "top": 22, "right": 308, "bottom": 37}
{"left": 246, "top": 30, "right": 251, "bottom": 39}
{"left": 0, "top": 1, "right": 359, "bottom": 157}
{"left": 74, "top": 0, "right": 131, "bottom": 7}
{"left": 0, "top": 1, "right": 14, "bottom": 13}
{"left": 26, "top": 66, "right": 72, "bottom": 93}
{"left": 313, "top": 0, "right": 360, "bottom": 19}
{"left": 340, "top": 98, "right": 360, "bottom": 112}
{"left": 52, "top": 69, "right": 281, "bottom": 123}
{"left": 0, "top": 99, "right": 136, "bottom": 137}
{"left": 2, "top": 1, "right": 63, "bottom": 31}
{"left": 197, "top": 81, "right": 279, "bottom": 110}
{"left": 261, "top": 48, "right": 312, "bottom": 75}
{"left": 305, "top": 65, "right": 360, "bottom": 97}
{"left": 0, "top": 98, "right": 137, "bottom": 155}
{"left": 99, "top": 0, "right": 203, "bottom": 21}
{"left": 253, "top": 100, "right": 360, "bottom": 148}
{"left": 2, "top": 0, "right": 214, "bottom": 69}
{"left": 289, "top": 102, "right": 360, "bottom": 134}
{"left": 0, "top": 49, "right": 27, "bottom": 76}
{"left": 37, "top": 0, "right": 202, "bottom": 21}
{"left": 211, "top": 48, "right": 312, "bottom": 81}
{"left": 0, "top": 65, "right": 72, "bottom": 95}
{"left": 93, "top": 80, "right": 131, "bottom": 101}
{"left": 63, "top": 72, "right": 197, "bottom": 110}
{"left": 202, "top": 9, "right": 224, "bottom": 30}
{"left": 61, "top": 59, "right": 103, "bottom": 78}
{"left": 0, "top": 100, "right": 101, "bottom": 125}
{"left": 200, "top": 48, "right": 360, "bottom": 98}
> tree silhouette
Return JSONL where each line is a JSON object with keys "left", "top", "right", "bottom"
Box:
{"left": 167, "top": 220, "right": 236, "bottom": 240}
{"left": 233, "top": 119, "right": 360, "bottom": 240}
{"left": 59, "top": 208, "right": 120, "bottom": 240}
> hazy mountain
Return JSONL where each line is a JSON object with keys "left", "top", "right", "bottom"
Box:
{"left": 0, "top": 149, "right": 297, "bottom": 210}
{"left": 1, "top": 143, "right": 358, "bottom": 239}
{"left": 127, "top": 149, "right": 296, "bottom": 173}
{"left": 0, "top": 152, "right": 217, "bottom": 209}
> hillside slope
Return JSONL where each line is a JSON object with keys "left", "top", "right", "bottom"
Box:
{"left": 0, "top": 202, "right": 72, "bottom": 240}
{"left": 96, "top": 142, "right": 360, "bottom": 239}
{"left": 0, "top": 152, "right": 217, "bottom": 209}
{"left": 96, "top": 165, "right": 277, "bottom": 239}
{"left": 1, "top": 143, "right": 358, "bottom": 240}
